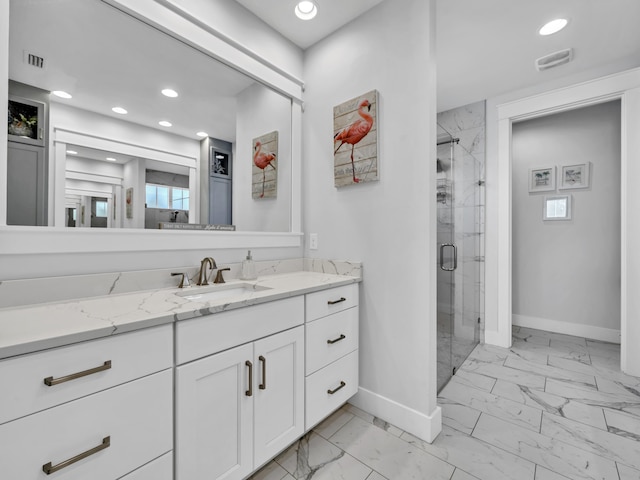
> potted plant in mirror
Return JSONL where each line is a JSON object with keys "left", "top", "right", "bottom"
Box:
{"left": 8, "top": 112, "right": 37, "bottom": 138}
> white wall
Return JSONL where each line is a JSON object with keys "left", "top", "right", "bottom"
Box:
{"left": 512, "top": 101, "right": 621, "bottom": 337}
{"left": 0, "top": 1, "right": 9, "bottom": 226}
{"left": 234, "top": 83, "right": 292, "bottom": 232}
{"left": 303, "top": 0, "right": 440, "bottom": 441}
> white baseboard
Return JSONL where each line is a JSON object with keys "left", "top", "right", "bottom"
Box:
{"left": 348, "top": 387, "right": 442, "bottom": 443}
{"left": 513, "top": 314, "right": 621, "bottom": 344}
{"left": 484, "top": 329, "right": 512, "bottom": 348}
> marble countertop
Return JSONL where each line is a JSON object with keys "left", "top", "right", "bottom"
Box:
{"left": 0, "top": 270, "right": 361, "bottom": 360}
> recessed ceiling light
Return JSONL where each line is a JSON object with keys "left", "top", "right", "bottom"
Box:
{"left": 295, "top": 1, "right": 317, "bottom": 20}
{"left": 539, "top": 18, "right": 568, "bottom": 36}
{"left": 159, "top": 120, "right": 172, "bottom": 127}
{"left": 66, "top": 150, "right": 78, "bottom": 155}
{"left": 196, "top": 131, "right": 208, "bottom": 138}
{"left": 52, "top": 90, "right": 72, "bottom": 99}
{"left": 216, "top": 154, "right": 225, "bottom": 159}
{"left": 161, "top": 88, "right": 178, "bottom": 98}
{"left": 106, "top": 157, "right": 117, "bottom": 162}
{"left": 112, "top": 106, "right": 128, "bottom": 114}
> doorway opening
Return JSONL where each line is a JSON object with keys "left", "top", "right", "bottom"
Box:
{"left": 511, "top": 100, "right": 621, "bottom": 346}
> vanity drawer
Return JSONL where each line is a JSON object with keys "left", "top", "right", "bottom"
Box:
{"left": 305, "top": 284, "right": 359, "bottom": 322}
{"left": 305, "top": 350, "right": 358, "bottom": 430}
{"left": 121, "top": 452, "right": 173, "bottom": 480}
{"left": 0, "top": 324, "right": 172, "bottom": 425}
{"left": 176, "top": 296, "right": 304, "bottom": 364}
{"left": 305, "top": 307, "right": 358, "bottom": 375}
{"left": 0, "top": 369, "right": 172, "bottom": 480}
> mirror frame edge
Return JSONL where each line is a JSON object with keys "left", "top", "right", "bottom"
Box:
{"left": 1, "top": 0, "right": 304, "bottom": 255}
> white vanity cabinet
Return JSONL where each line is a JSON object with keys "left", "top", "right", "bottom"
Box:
{"left": 304, "top": 284, "right": 360, "bottom": 430}
{"left": 0, "top": 325, "right": 173, "bottom": 480}
{"left": 175, "top": 297, "right": 305, "bottom": 480}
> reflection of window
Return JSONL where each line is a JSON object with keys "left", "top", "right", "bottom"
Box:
{"left": 172, "top": 187, "right": 190, "bottom": 210}
{"left": 95, "top": 201, "right": 108, "bottom": 218}
{"left": 145, "top": 183, "right": 189, "bottom": 210}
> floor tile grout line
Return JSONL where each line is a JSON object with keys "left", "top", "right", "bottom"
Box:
{"left": 539, "top": 409, "right": 640, "bottom": 470}
{"left": 473, "top": 409, "right": 622, "bottom": 478}
{"left": 409, "top": 412, "right": 537, "bottom": 479}
{"left": 325, "top": 409, "right": 359, "bottom": 442}
{"left": 482, "top": 376, "right": 625, "bottom": 434}
{"left": 615, "top": 461, "right": 622, "bottom": 480}
{"left": 469, "top": 410, "right": 483, "bottom": 437}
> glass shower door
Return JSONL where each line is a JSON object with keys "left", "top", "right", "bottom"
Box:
{"left": 436, "top": 126, "right": 484, "bottom": 393}
{"left": 437, "top": 138, "right": 455, "bottom": 392}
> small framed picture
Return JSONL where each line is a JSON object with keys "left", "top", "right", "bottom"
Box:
{"left": 543, "top": 194, "right": 572, "bottom": 221}
{"left": 529, "top": 166, "right": 556, "bottom": 193}
{"left": 559, "top": 163, "right": 591, "bottom": 190}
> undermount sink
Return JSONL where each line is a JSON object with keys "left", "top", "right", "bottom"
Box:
{"left": 176, "top": 283, "right": 271, "bottom": 302}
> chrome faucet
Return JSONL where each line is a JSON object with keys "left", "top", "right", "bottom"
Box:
{"left": 196, "top": 257, "right": 217, "bottom": 286}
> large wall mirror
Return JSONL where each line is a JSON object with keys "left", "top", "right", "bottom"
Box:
{"left": 6, "top": 0, "right": 295, "bottom": 234}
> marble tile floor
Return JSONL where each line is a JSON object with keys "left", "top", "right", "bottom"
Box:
{"left": 249, "top": 326, "right": 640, "bottom": 480}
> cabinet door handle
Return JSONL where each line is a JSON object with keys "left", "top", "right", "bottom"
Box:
{"left": 259, "top": 355, "right": 266, "bottom": 390}
{"left": 42, "top": 436, "right": 110, "bottom": 475}
{"left": 327, "top": 334, "right": 346, "bottom": 345}
{"left": 44, "top": 360, "right": 112, "bottom": 386}
{"left": 327, "top": 381, "right": 346, "bottom": 395}
{"left": 245, "top": 361, "right": 253, "bottom": 397}
{"left": 327, "top": 297, "right": 346, "bottom": 305}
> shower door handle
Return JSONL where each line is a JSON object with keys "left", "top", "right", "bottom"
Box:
{"left": 440, "top": 243, "right": 457, "bottom": 271}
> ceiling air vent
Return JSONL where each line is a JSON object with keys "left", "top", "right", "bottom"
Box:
{"left": 535, "top": 48, "right": 573, "bottom": 72}
{"left": 24, "top": 51, "right": 45, "bottom": 69}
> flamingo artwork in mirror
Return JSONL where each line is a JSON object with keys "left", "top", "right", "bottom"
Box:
{"left": 252, "top": 131, "right": 278, "bottom": 199}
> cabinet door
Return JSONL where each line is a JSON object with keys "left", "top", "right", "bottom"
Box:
{"left": 175, "top": 343, "right": 253, "bottom": 480}
{"left": 253, "top": 326, "right": 304, "bottom": 467}
{"left": 7, "top": 142, "right": 47, "bottom": 226}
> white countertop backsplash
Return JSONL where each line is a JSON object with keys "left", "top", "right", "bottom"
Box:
{"left": 0, "top": 259, "right": 361, "bottom": 360}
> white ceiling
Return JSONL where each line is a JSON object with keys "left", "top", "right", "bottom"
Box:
{"left": 234, "top": 0, "right": 386, "bottom": 50}
{"left": 9, "top": 0, "right": 640, "bottom": 144}
{"left": 236, "top": 0, "right": 640, "bottom": 111}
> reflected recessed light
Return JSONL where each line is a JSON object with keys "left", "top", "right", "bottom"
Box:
{"left": 216, "top": 155, "right": 225, "bottom": 159}
{"left": 52, "top": 90, "right": 72, "bottom": 99}
{"left": 66, "top": 150, "right": 78, "bottom": 155}
{"left": 539, "top": 18, "right": 568, "bottom": 36}
{"left": 106, "top": 157, "right": 117, "bottom": 162}
{"left": 196, "top": 131, "right": 208, "bottom": 138}
{"left": 112, "top": 106, "right": 128, "bottom": 114}
{"left": 295, "top": 1, "right": 317, "bottom": 20}
{"left": 159, "top": 120, "right": 172, "bottom": 127}
{"left": 162, "top": 88, "right": 179, "bottom": 98}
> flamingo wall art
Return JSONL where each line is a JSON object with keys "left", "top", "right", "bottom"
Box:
{"left": 252, "top": 130, "right": 278, "bottom": 199}
{"left": 333, "top": 90, "right": 379, "bottom": 187}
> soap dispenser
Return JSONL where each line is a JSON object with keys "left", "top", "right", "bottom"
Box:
{"left": 241, "top": 250, "right": 257, "bottom": 280}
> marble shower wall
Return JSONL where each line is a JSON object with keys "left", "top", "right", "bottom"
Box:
{"left": 437, "top": 101, "right": 486, "bottom": 342}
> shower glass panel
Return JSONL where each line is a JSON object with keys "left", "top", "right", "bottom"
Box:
{"left": 436, "top": 123, "right": 484, "bottom": 393}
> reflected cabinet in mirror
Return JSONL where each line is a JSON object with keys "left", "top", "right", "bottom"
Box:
{"left": 6, "top": 0, "right": 293, "bottom": 232}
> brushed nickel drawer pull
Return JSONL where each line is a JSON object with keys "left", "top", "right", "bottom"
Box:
{"left": 259, "top": 355, "right": 266, "bottom": 390}
{"left": 44, "top": 360, "right": 112, "bottom": 386}
{"left": 327, "top": 297, "right": 346, "bottom": 305}
{"left": 327, "top": 381, "right": 346, "bottom": 395}
{"left": 42, "top": 436, "right": 110, "bottom": 475}
{"left": 327, "top": 334, "right": 346, "bottom": 345}
{"left": 245, "top": 361, "right": 253, "bottom": 397}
